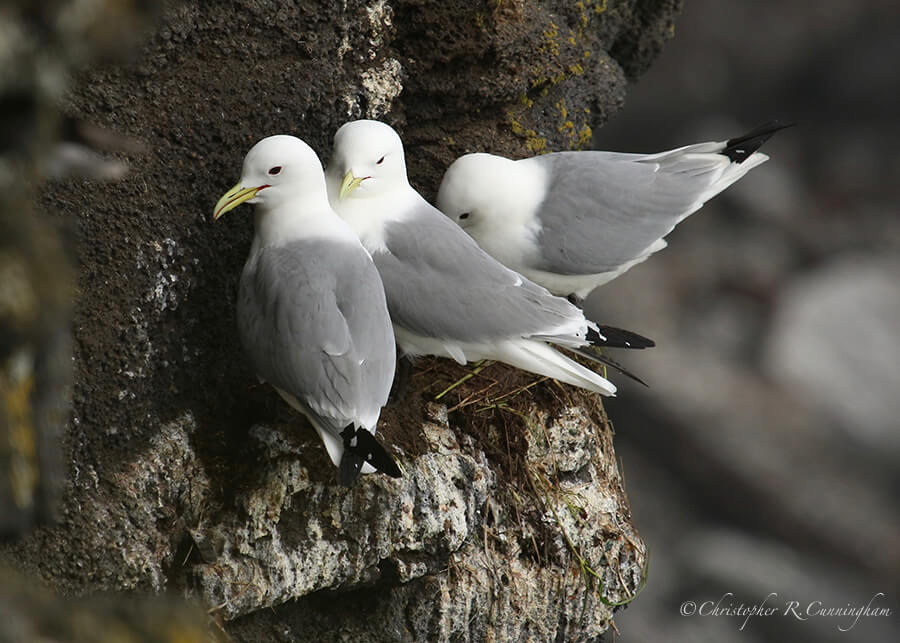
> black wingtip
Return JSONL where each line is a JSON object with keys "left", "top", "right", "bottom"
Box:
{"left": 338, "top": 451, "right": 365, "bottom": 487}
{"left": 723, "top": 120, "right": 795, "bottom": 163}
{"left": 339, "top": 426, "right": 401, "bottom": 486}
{"left": 587, "top": 325, "right": 656, "bottom": 350}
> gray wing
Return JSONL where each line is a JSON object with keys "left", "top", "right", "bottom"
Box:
{"left": 237, "top": 240, "right": 395, "bottom": 432}
{"left": 374, "top": 201, "right": 582, "bottom": 342}
{"left": 531, "top": 147, "right": 730, "bottom": 275}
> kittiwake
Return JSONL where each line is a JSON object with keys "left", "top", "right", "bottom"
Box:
{"left": 213, "top": 134, "right": 401, "bottom": 486}
{"left": 436, "top": 122, "right": 789, "bottom": 301}
{"left": 325, "top": 120, "right": 655, "bottom": 397}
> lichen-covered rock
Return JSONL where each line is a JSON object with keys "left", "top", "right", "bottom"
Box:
{"left": 0, "top": 1, "right": 677, "bottom": 639}
{"left": 214, "top": 397, "right": 646, "bottom": 640}
{"left": 191, "top": 408, "right": 493, "bottom": 618}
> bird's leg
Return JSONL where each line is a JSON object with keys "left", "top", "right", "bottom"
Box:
{"left": 388, "top": 352, "right": 414, "bottom": 405}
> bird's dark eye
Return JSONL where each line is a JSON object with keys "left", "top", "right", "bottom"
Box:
{"left": 459, "top": 212, "right": 471, "bottom": 220}
{"left": 375, "top": 156, "right": 385, "bottom": 165}
{"left": 268, "top": 166, "right": 282, "bottom": 175}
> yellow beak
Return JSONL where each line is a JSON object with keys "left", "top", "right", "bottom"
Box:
{"left": 213, "top": 183, "right": 265, "bottom": 220}
{"left": 339, "top": 170, "right": 367, "bottom": 201}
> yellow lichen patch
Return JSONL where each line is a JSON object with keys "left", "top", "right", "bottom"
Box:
{"left": 542, "top": 21, "right": 559, "bottom": 41}
{"left": 527, "top": 1, "right": 602, "bottom": 97}
{"left": 507, "top": 111, "right": 548, "bottom": 155}
{"left": 576, "top": 1, "right": 589, "bottom": 28}
{"left": 509, "top": 86, "right": 593, "bottom": 153}
{"left": 2, "top": 360, "right": 37, "bottom": 509}
{"left": 545, "top": 98, "right": 593, "bottom": 150}
{"left": 575, "top": 0, "right": 607, "bottom": 35}
{"left": 577, "top": 124, "right": 593, "bottom": 148}
{"left": 539, "top": 21, "right": 561, "bottom": 57}
{"left": 526, "top": 135, "right": 548, "bottom": 155}
{"left": 514, "top": 6, "right": 604, "bottom": 154}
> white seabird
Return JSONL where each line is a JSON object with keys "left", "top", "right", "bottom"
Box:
{"left": 436, "top": 122, "right": 789, "bottom": 301}
{"left": 214, "top": 134, "right": 400, "bottom": 486}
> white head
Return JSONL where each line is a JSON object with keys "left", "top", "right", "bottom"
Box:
{"left": 435, "top": 153, "right": 523, "bottom": 231}
{"left": 213, "top": 135, "right": 329, "bottom": 220}
{"left": 328, "top": 120, "right": 410, "bottom": 201}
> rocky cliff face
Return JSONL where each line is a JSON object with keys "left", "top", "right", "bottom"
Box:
{"left": 1, "top": 1, "right": 679, "bottom": 640}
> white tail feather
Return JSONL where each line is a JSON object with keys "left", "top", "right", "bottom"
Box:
{"left": 675, "top": 151, "right": 770, "bottom": 225}
{"left": 492, "top": 340, "right": 617, "bottom": 396}
{"left": 701, "top": 151, "right": 770, "bottom": 202}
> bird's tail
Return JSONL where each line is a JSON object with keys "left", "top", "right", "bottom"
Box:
{"left": 652, "top": 121, "right": 790, "bottom": 212}
{"left": 696, "top": 150, "right": 769, "bottom": 206}
{"left": 275, "top": 387, "right": 401, "bottom": 486}
{"left": 694, "top": 121, "right": 794, "bottom": 202}
{"left": 493, "top": 339, "right": 617, "bottom": 395}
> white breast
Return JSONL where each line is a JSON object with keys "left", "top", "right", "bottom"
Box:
{"left": 333, "top": 187, "right": 421, "bottom": 254}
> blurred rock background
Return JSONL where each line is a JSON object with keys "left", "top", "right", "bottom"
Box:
{"left": 585, "top": 1, "right": 900, "bottom": 641}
